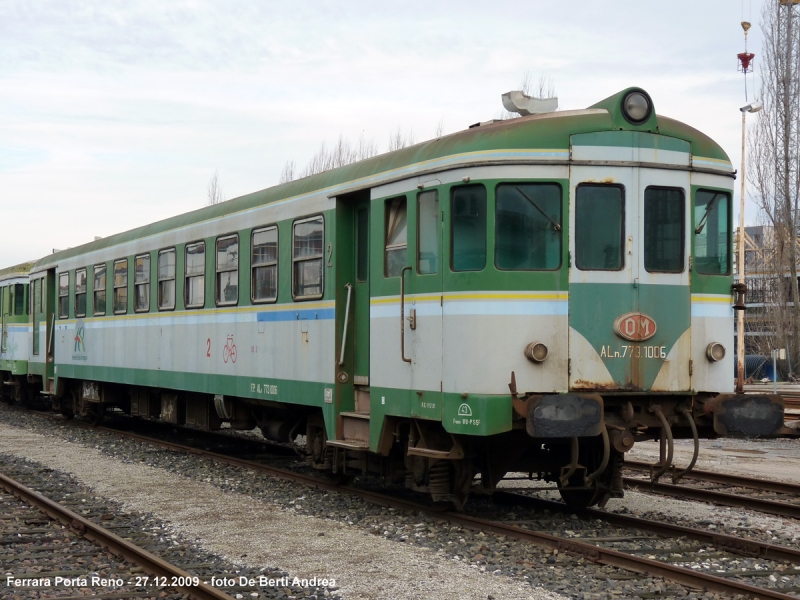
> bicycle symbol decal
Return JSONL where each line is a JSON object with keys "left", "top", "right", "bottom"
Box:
{"left": 223, "top": 334, "right": 238, "bottom": 364}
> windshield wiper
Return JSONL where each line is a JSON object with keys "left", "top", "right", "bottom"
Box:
{"left": 514, "top": 186, "right": 561, "bottom": 231}
{"left": 694, "top": 193, "right": 722, "bottom": 234}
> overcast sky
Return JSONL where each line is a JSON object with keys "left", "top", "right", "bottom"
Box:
{"left": 0, "top": 0, "right": 767, "bottom": 266}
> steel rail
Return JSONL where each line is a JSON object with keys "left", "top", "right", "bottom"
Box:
{"left": 0, "top": 471, "right": 234, "bottom": 600}
{"left": 79, "top": 426, "right": 799, "bottom": 599}
{"left": 623, "top": 477, "right": 800, "bottom": 520}
{"left": 625, "top": 459, "right": 800, "bottom": 496}
{"left": 7, "top": 409, "right": 799, "bottom": 599}
{"left": 493, "top": 490, "right": 800, "bottom": 566}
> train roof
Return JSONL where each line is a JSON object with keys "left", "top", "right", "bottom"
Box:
{"left": 0, "top": 261, "right": 35, "bottom": 282}
{"left": 32, "top": 87, "right": 731, "bottom": 272}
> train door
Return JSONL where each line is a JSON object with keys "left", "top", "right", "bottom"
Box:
{"left": 568, "top": 166, "right": 640, "bottom": 390}
{"left": 353, "top": 198, "right": 370, "bottom": 391}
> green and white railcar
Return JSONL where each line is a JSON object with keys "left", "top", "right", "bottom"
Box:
{"left": 0, "top": 261, "right": 34, "bottom": 403}
{"left": 28, "top": 88, "right": 783, "bottom": 508}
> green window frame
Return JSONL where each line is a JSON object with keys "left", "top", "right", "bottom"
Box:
{"left": 58, "top": 272, "right": 69, "bottom": 319}
{"left": 32, "top": 278, "right": 41, "bottom": 355}
{"left": 74, "top": 268, "right": 87, "bottom": 318}
{"left": 495, "top": 182, "right": 562, "bottom": 271}
{"left": 451, "top": 184, "right": 487, "bottom": 272}
{"left": 417, "top": 190, "right": 439, "bottom": 275}
{"left": 252, "top": 226, "right": 278, "bottom": 303}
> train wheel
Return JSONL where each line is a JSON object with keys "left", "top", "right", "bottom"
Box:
{"left": 88, "top": 403, "right": 106, "bottom": 426}
{"left": 557, "top": 436, "right": 617, "bottom": 510}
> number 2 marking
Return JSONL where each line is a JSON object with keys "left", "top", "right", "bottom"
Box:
{"left": 206, "top": 338, "right": 211, "bottom": 357}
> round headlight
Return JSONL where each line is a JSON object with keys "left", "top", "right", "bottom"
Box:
{"left": 622, "top": 91, "right": 651, "bottom": 124}
{"left": 706, "top": 342, "right": 726, "bottom": 362}
{"left": 525, "top": 342, "right": 549, "bottom": 363}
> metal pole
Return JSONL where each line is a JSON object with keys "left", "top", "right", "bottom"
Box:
{"left": 773, "top": 349, "right": 777, "bottom": 395}
{"left": 736, "top": 111, "right": 747, "bottom": 393}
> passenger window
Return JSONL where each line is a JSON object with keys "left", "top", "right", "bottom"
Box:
{"left": 292, "top": 216, "right": 324, "bottom": 299}
{"left": 451, "top": 185, "right": 487, "bottom": 271}
{"left": 58, "top": 272, "right": 69, "bottom": 318}
{"left": 644, "top": 187, "right": 684, "bottom": 273}
{"left": 158, "top": 248, "right": 176, "bottom": 310}
{"left": 75, "top": 269, "right": 87, "bottom": 318}
{"left": 93, "top": 264, "right": 106, "bottom": 316}
{"left": 384, "top": 197, "right": 408, "bottom": 277}
{"left": 575, "top": 185, "right": 624, "bottom": 271}
{"left": 32, "top": 279, "right": 41, "bottom": 355}
{"left": 417, "top": 191, "right": 439, "bottom": 275}
{"left": 185, "top": 241, "right": 205, "bottom": 309}
{"left": 252, "top": 227, "right": 278, "bottom": 303}
{"left": 113, "top": 259, "right": 128, "bottom": 314}
{"left": 496, "top": 183, "right": 561, "bottom": 270}
{"left": 134, "top": 254, "right": 150, "bottom": 312}
{"left": 216, "top": 235, "right": 239, "bottom": 306}
{"left": 694, "top": 190, "right": 730, "bottom": 275}
{"left": 357, "top": 210, "right": 369, "bottom": 282}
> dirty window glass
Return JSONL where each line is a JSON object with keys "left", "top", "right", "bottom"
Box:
{"left": 417, "top": 190, "right": 439, "bottom": 275}
{"left": 385, "top": 197, "right": 407, "bottom": 277}
{"left": 451, "top": 185, "right": 487, "bottom": 271}
{"left": 496, "top": 183, "right": 561, "bottom": 270}
{"left": 185, "top": 242, "right": 205, "bottom": 309}
{"left": 575, "top": 185, "right": 624, "bottom": 270}
{"left": 694, "top": 190, "right": 730, "bottom": 275}
{"left": 644, "top": 187, "right": 684, "bottom": 273}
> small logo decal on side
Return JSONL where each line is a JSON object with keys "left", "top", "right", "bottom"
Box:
{"left": 457, "top": 403, "right": 472, "bottom": 417}
{"left": 613, "top": 312, "right": 657, "bottom": 342}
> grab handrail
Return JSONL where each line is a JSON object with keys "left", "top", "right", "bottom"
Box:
{"left": 400, "top": 267, "right": 411, "bottom": 363}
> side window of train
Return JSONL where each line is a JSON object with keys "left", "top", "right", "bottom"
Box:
{"left": 185, "top": 241, "right": 205, "bottom": 309}
{"left": 252, "top": 226, "right": 278, "bottom": 303}
{"left": 58, "top": 272, "right": 69, "bottom": 319}
{"left": 417, "top": 190, "right": 439, "bottom": 275}
{"left": 134, "top": 254, "right": 150, "bottom": 313}
{"left": 158, "top": 248, "right": 176, "bottom": 311}
{"left": 74, "top": 268, "right": 87, "bottom": 318}
{"left": 384, "top": 197, "right": 408, "bottom": 277}
{"left": 13, "top": 283, "right": 25, "bottom": 315}
{"left": 216, "top": 234, "right": 239, "bottom": 306}
{"left": 495, "top": 183, "right": 562, "bottom": 270}
{"left": 575, "top": 184, "right": 625, "bottom": 271}
{"left": 292, "top": 216, "right": 324, "bottom": 300}
{"left": 451, "top": 185, "right": 487, "bottom": 272}
{"left": 644, "top": 187, "right": 685, "bottom": 273}
{"left": 694, "top": 189, "right": 731, "bottom": 275}
{"left": 113, "top": 259, "right": 128, "bottom": 315}
{"left": 32, "top": 279, "right": 41, "bottom": 355}
{"left": 93, "top": 264, "right": 106, "bottom": 316}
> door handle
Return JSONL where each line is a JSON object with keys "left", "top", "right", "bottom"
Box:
{"left": 400, "top": 266, "right": 411, "bottom": 363}
{"left": 338, "top": 283, "right": 352, "bottom": 366}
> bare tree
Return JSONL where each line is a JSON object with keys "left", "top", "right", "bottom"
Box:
{"left": 279, "top": 160, "right": 296, "bottom": 184}
{"left": 280, "top": 134, "right": 380, "bottom": 182}
{"left": 748, "top": 0, "right": 800, "bottom": 371}
{"left": 206, "top": 170, "right": 226, "bottom": 205}
{"left": 387, "top": 127, "right": 415, "bottom": 152}
{"left": 434, "top": 117, "right": 445, "bottom": 139}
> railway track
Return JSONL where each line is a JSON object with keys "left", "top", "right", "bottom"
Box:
{"left": 0, "top": 467, "right": 234, "bottom": 600}
{"left": 623, "top": 460, "right": 800, "bottom": 520}
{"left": 14, "top": 410, "right": 800, "bottom": 599}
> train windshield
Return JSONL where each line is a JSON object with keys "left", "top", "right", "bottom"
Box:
{"left": 575, "top": 184, "right": 624, "bottom": 271}
{"left": 694, "top": 190, "right": 730, "bottom": 275}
